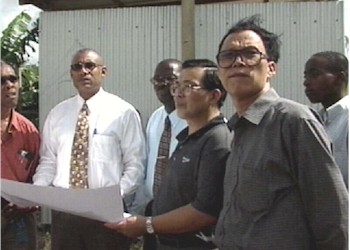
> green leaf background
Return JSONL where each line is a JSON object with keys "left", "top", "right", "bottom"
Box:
{"left": 1, "top": 11, "right": 39, "bottom": 127}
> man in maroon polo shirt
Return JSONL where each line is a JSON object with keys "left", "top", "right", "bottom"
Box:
{"left": 1, "top": 60, "right": 40, "bottom": 250}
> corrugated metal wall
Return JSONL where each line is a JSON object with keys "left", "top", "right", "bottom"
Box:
{"left": 344, "top": 0, "right": 350, "bottom": 74}
{"left": 195, "top": 1, "right": 345, "bottom": 114}
{"left": 39, "top": 1, "right": 346, "bottom": 128}
{"left": 39, "top": 6, "right": 182, "bottom": 128}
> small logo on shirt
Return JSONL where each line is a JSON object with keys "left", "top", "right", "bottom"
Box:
{"left": 182, "top": 156, "right": 190, "bottom": 163}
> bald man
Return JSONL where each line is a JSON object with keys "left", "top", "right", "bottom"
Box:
{"left": 33, "top": 48, "right": 146, "bottom": 250}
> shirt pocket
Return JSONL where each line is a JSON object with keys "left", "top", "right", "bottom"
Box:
{"left": 237, "top": 166, "right": 271, "bottom": 214}
{"left": 91, "top": 134, "right": 117, "bottom": 162}
{"left": 15, "top": 150, "right": 32, "bottom": 170}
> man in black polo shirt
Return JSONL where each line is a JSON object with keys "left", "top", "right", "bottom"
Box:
{"left": 105, "top": 59, "right": 232, "bottom": 250}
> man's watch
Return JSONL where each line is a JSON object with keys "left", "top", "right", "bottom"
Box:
{"left": 145, "top": 216, "right": 155, "bottom": 234}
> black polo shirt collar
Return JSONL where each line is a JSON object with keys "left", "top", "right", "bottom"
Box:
{"left": 176, "top": 114, "right": 227, "bottom": 143}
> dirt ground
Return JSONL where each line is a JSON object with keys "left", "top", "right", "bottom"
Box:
{"left": 36, "top": 223, "right": 51, "bottom": 250}
{"left": 36, "top": 224, "right": 143, "bottom": 250}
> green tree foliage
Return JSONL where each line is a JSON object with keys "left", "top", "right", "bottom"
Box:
{"left": 20, "top": 65, "right": 39, "bottom": 127}
{"left": 1, "top": 11, "right": 39, "bottom": 127}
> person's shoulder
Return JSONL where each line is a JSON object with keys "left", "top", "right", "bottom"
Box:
{"left": 203, "top": 123, "right": 232, "bottom": 153}
{"left": 211, "top": 120, "right": 232, "bottom": 137}
{"left": 103, "top": 91, "right": 136, "bottom": 111}
{"left": 51, "top": 95, "right": 76, "bottom": 112}
{"left": 152, "top": 106, "right": 165, "bottom": 114}
{"left": 147, "top": 106, "right": 165, "bottom": 126}
{"left": 339, "top": 95, "right": 350, "bottom": 110}
{"left": 13, "top": 111, "right": 39, "bottom": 133}
{"left": 42, "top": 96, "right": 78, "bottom": 124}
{"left": 205, "top": 117, "right": 232, "bottom": 139}
{"left": 150, "top": 106, "right": 165, "bottom": 118}
{"left": 274, "top": 97, "right": 317, "bottom": 120}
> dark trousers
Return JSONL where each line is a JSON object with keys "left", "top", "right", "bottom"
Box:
{"left": 1, "top": 212, "right": 37, "bottom": 250}
{"left": 157, "top": 242, "right": 219, "bottom": 250}
{"left": 51, "top": 210, "right": 131, "bottom": 250}
{"left": 143, "top": 200, "right": 157, "bottom": 250}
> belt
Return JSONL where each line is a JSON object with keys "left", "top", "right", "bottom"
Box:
{"left": 158, "top": 236, "right": 216, "bottom": 249}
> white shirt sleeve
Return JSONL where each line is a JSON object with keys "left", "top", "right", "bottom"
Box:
{"left": 118, "top": 108, "right": 146, "bottom": 196}
{"left": 33, "top": 109, "right": 58, "bottom": 186}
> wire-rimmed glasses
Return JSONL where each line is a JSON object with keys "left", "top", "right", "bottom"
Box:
{"left": 170, "top": 81, "right": 207, "bottom": 96}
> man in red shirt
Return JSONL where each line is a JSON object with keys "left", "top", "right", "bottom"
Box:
{"left": 1, "top": 60, "right": 40, "bottom": 250}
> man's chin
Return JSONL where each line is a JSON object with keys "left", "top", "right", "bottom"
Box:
{"left": 2, "top": 102, "right": 18, "bottom": 110}
{"left": 78, "top": 88, "right": 99, "bottom": 99}
{"left": 158, "top": 96, "right": 173, "bottom": 106}
{"left": 6, "top": 98, "right": 18, "bottom": 106}
{"left": 81, "top": 81, "right": 92, "bottom": 86}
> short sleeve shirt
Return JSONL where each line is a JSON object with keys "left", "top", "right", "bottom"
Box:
{"left": 1, "top": 110, "right": 40, "bottom": 183}
{"left": 153, "top": 115, "right": 232, "bottom": 243}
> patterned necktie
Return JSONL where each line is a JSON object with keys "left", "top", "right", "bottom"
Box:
{"left": 153, "top": 116, "right": 171, "bottom": 196}
{"left": 70, "top": 102, "right": 89, "bottom": 189}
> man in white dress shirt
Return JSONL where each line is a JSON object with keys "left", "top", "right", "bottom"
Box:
{"left": 33, "top": 48, "right": 146, "bottom": 250}
{"left": 304, "top": 51, "right": 349, "bottom": 188}
{"left": 131, "top": 59, "right": 186, "bottom": 249}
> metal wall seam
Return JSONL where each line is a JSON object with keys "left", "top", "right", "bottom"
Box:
{"left": 39, "top": 2, "right": 345, "bottom": 129}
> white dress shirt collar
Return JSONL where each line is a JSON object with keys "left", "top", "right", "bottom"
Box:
{"left": 320, "top": 95, "right": 349, "bottom": 124}
{"left": 75, "top": 88, "right": 105, "bottom": 113}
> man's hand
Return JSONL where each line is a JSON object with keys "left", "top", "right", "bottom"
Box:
{"left": 104, "top": 215, "right": 147, "bottom": 239}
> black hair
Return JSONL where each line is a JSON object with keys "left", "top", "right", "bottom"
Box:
{"left": 155, "top": 58, "right": 182, "bottom": 76}
{"left": 182, "top": 59, "right": 227, "bottom": 107}
{"left": 0, "top": 60, "right": 18, "bottom": 76}
{"left": 157, "top": 58, "right": 182, "bottom": 66}
{"left": 217, "top": 14, "right": 281, "bottom": 63}
{"left": 311, "top": 51, "right": 348, "bottom": 87}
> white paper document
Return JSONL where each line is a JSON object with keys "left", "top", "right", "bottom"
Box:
{"left": 1, "top": 179, "right": 124, "bottom": 223}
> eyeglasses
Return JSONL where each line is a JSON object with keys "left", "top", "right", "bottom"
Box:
{"left": 1, "top": 75, "right": 18, "bottom": 85}
{"left": 70, "top": 62, "right": 102, "bottom": 72}
{"left": 216, "top": 49, "right": 268, "bottom": 68}
{"left": 170, "top": 82, "right": 207, "bottom": 96}
{"left": 150, "top": 75, "right": 178, "bottom": 86}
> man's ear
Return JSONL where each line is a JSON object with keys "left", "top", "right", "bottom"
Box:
{"left": 335, "top": 71, "right": 346, "bottom": 86}
{"left": 267, "top": 61, "right": 277, "bottom": 79}
{"left": 211, "top": 88, "right": 222, "bottom": 105}
{"left": 101, "top": 66, "right": 108, "bottom": 76}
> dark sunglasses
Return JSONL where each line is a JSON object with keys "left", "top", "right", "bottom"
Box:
{"left": 70, "top": 62, "right": 102, "bottom": 72}
{"left": 1, "top": 75, "right": 18, "bottom": 85}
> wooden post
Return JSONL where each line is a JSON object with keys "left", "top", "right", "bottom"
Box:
{"left": 181, "top": 0, "right": 195, "bottom": 60}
